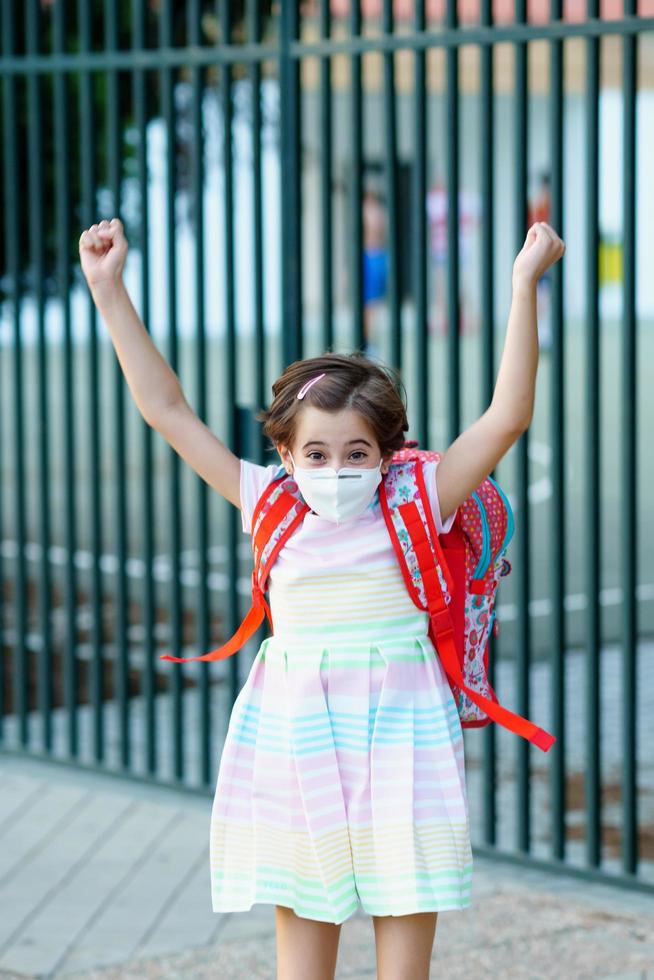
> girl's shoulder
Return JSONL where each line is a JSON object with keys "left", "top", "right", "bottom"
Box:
{"left": 239, "top": 457, "right": 286, "bottom": 535}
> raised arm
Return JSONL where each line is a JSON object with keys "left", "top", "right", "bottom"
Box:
{"left": 79, "top": 218, "right": 241, "bottom": 510}
{"left": 436, "top": 221, "right": 565, "bottom": 525}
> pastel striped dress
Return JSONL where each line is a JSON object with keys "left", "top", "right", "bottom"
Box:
{"left": 209, "top": 457, "right": 473, "bottom": 923}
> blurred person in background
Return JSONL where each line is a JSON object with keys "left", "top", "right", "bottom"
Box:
{"left": 427, "top": 177, "right": 481, "bottom": 338}
{"left": 362, "top": 185, "right": 388, "bottom": 360}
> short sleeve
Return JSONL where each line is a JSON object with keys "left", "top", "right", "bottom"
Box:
{"left": 422, "top": 458, "right": 458, "bottom": 535}
{"left": 239, "top": 458, "right": 285, "bottom": 535}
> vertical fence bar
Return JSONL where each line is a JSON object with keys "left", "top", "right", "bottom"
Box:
{"left": 53, "top": 0, "right": 75, "bottom": 759}
{"left": 549, "top": 0, "right": 566, "bottom": 861}
{"left": 381, "top": 0, "right": 400, "bottom": 369}
{"left": 217, "top": 1, "right": 240, "bottom": 711}
{"left": 189, "top": 0, "right": 211, "bottom": 787}
{"left": 0, "top": 4, "right": 3, "bottom": 745}
{"left": 513, "top": 0, "right": 531, "bottom": 853}
{"left": 26, "top": 0, "right": 52, "bottom": 753}
{"left": 444, "top": 0, "right": 460, "bottom": 443}
{"left": 413, "top": 0, "right": 428, "bottom": 446}
{"left": 248, "top": 0, "right": 267, "bottom": 438}
{"left": 159, "top": 0, "right": 184, "bottom": 780}
{"left": 621, "top": 0, "right": 638, "bottom": 877}
{"left": 0, "top": 209, "right": 3, "bottom": 743}
{"left": 319, "top": 0, "right": 334, "bottom": 354}
{"left": 245, "top": 0, "right": 267, "bottom": 664}
{"left": 280, "top": 0, "right": 302, "bottom": 365}
{"left": 1, "top": 3, "right": 28, "bottom": 747}
{"left": 104, "top": 0, "right": 131, "bottom": 771}
{"left": 348, "top": 2, "right": 364, "bottom": 352}
{"left": 584, "top": 0, "right": 601, "bottom": 869}
{"left": 78, "top": 0, "right": 104, "bottom": 764}
{"left": 131, "top": 0, "right": 157, "bottom": 778}
{"left": 479, "top": 0, "right": 498, "bottom": 846}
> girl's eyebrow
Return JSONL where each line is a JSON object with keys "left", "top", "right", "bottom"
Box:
{"left": 301, "top": 439, "right": 373, "bottom": 449}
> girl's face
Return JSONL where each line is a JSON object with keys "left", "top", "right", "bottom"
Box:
{"left": 278, "top": 406, "right": 392, "bottom": 475}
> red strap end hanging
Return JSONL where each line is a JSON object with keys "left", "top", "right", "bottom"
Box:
{"left": 430, "top": 612, "right": 557, "bottom": 753}
{"left": 160, "top": 577, "right": 273, "bottom": 664}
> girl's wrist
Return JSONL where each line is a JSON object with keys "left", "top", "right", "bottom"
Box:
{"left": 90, "top": 276, "right": 127, "bottom": 310}
{"left": 511, "top": 275, "right": 537, "bottom": 298}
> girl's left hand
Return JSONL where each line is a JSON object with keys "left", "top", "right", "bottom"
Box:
{"left": 512, "top": 221, "right": 565, "bottom": 290}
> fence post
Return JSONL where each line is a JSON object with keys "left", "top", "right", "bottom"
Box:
{"left": 279, "top": 0, "right": 302, "bottom": 366}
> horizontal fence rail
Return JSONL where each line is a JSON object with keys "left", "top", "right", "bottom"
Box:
{"left": 0, "top": 0, "right": 652, "bottom": 900}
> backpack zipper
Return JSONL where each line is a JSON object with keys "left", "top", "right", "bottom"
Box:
{"left": 470, "top": 490, "right": 491, "bottom": 579}
{"left": 487, "top": 476, "right": 515, "bottom": 554}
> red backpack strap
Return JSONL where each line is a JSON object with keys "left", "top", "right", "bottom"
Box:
{"left": 251, "top": 479, "right": 310, "bottom": 589}
{"left": 379, "top": 453, "right": 456, "bottom": 611}
{"left": 160, "top": 473, "right": 308, "bottom": 663}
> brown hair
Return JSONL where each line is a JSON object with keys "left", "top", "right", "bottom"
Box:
{"left": 256, "top": 351, "right": 409, "bottom": 460}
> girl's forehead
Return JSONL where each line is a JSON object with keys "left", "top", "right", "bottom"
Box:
{"left": 294, "top": 406, "right": 376, "bottom": 443}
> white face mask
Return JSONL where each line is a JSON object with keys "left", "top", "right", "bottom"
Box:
{"left": 288, "top": 450, "right": 383, "bottom": 525}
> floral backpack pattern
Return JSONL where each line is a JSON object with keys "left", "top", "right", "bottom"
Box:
{"left": 161, "top": 443, "right": 556, "bottom": 753}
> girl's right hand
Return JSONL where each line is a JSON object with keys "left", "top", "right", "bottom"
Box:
{"left": 79, "top": 217, "right": 128, "bottom": 291}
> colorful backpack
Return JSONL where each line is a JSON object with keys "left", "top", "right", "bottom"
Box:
{"left": 161, "top": 443, "right": 556, "bottom": 754}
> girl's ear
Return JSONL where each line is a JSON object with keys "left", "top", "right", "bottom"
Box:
{"left": 380, "top": 451, "right": 394, "bottom": 475}
{"left": 277, "top": 443, "right": 293, "bottom": 474}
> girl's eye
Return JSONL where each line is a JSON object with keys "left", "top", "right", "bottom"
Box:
{"left": 306, "top": 451, "right": 367, "bottom": 462}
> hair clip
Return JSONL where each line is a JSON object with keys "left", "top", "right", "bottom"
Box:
{"left": 297, "top": 372, "right": 326, "bottom": 400}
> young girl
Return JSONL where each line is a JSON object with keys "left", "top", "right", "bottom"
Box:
{"left": 79, "top": 217, "right": 564, "bottom": 980}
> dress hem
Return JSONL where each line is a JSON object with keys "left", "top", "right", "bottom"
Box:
{"left": 211, "top": 896, "right": 473, "bottom": 925}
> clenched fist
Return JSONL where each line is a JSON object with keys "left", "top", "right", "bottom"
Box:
{"left": 512, "top": 221, "right": 565, "bottom": 291}
{"left": 79, "top": 217, "right": 128, "bottom": 291}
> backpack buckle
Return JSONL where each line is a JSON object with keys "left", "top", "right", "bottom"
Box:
{"left": 429, "top": 607, "right": 454, "bottom": 638}
{"left": 252, "top": 568, "right": 265, "bottom": 603}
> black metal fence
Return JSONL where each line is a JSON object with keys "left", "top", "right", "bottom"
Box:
{"left": 1, "top": 0, "right": 653, "bottom": 896}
